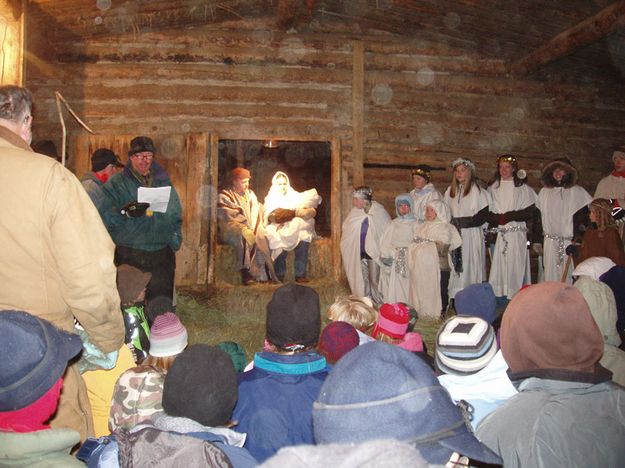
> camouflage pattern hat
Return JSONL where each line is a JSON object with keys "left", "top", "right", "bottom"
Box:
{"left": 109, "top": 366, "right": 166, "bottom": 431}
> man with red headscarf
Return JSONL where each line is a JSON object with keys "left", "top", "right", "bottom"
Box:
{"left": 218, "top": 167, "right": 277, "bottom": 285}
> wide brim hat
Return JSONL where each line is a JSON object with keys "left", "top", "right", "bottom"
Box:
{"left": 313, "top": 341, "right": 501, "bottom": 465}
{"left": 0, "top": 310, "right": 82, "bottom": 411}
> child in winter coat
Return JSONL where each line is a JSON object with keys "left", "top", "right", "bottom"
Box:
{"left": 117, "top": 264, "right": 152, "bottom": 363}
{"left": 372, "top": 303, "right": 425, "bottom": 354}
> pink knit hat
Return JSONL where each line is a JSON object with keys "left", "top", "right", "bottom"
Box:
{"left": 372, "top": 303, "right": 409, "bottom": 340}
{"left": 149, "top": 313, "right": 188, "bottom": 357}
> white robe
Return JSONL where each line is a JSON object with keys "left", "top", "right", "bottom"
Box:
{"left": 409, "top": 183, "right": 443, "bottom": 223}
{"left": 537, "top": 185, "right": 592, "bottom": 283}
{"left": 444, "top": 184, "right": 490, "bottom": 298}
{"left": 378, "top": 217, "right": 418, "bottom": 304}
{"left": 488, "top": 181, "right": 537, "bottom": 299}
{"left": 264, "top": 175, "right": 321, "bottom": 260}
{"left": 340, "top": 201, "right": 391, "bottom": 297}
{"left": 408, "top": 219, "right": 462, "bottom": 318}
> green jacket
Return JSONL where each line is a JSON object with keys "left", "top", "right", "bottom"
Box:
{"left": 0, "top": 428, "right": 84, "bottom": 467}
{"left": 101, "top": 162, "right": 182, "bottom": 252}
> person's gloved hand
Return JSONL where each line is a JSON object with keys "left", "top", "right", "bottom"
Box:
{"left": 121, "top": 201, "right": 150, "bottom": 218}
{"left": 242, "top": 227, "right": 256, "bottom": 246}
{"left": 531, "top": 243, "right": 543, "bottom": 256}
{"left": 565, "top": 244, "right": 579, "bottom": 257}
{"left": 295, "top": 207, "right": 316, "bottom": 220}
{"left": 381, "top": 257, "right": 393, "bottom": 267}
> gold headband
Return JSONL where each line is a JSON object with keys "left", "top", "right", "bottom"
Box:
{"left": 497, "top": 154, "right": 517, "bottom": 165}
{"left": 411, "top": 168, "right": 430, "bottom": 179}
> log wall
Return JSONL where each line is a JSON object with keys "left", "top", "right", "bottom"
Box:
{"left": 23, "top": 23, "right": 625, "bottom": 284}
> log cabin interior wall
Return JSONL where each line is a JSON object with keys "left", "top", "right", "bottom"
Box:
{"left": 21, "top": 1, "right": 625, "bottom": 286}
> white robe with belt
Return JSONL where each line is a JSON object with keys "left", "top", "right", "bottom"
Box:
{"left": 444, "top": 184, "right": 490, "bottom": 298}
{"left": 488, "top": 181, "right": 537, "bottom": 299}
{"left": 378, "top": 217, "right": 418, "bottom": 304}
{"left": 408, "top": 219, "right": 462, "bottom": 318}
{"left": 537, "top": 185, "right": 592, "bottom": 283}
{"left": 340, "top": 201, "right": 391, "bottom": 297}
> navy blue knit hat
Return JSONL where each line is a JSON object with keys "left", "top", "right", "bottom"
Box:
{"left": 313, "top": 341, "right": 502, "bottom": 465}
{"left": 0, "top": 310, "right": 82, "bottom": 411}
{"left": 454, "top": 283, "right": 497, "bottom": 324}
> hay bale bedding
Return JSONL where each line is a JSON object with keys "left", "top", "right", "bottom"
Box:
{"left": 215, "top": 238, "right": 333, "bottom": 284}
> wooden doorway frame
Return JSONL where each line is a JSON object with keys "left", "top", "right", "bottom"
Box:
{"left": 207, "top": 133, "right": 342, "bottom": 285}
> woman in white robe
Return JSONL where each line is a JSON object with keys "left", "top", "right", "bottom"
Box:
{"left": 409, "top": 165, "right": 443, "bottom": 223}
{"left": 340, "top": 186, "right": 391, "bottom": 305}
{"left": 487, "top": 155, "right": 538, "bottom": 299}
{"left": 263, "top": 171, "right": 321, "bottom": 281}
{"left": 378, "top": 194, "right": 418, "bottom": 304}
{"left": 537, "top": 158, "right": 592, "bottom": 283}
{"left": 408, "top": 199, "right": 462, "bottom": 318}
{"left": 444, "top": 158, "right": 491, "bottom": 299}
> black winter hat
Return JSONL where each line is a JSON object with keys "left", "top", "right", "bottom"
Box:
{"left": 266, "top": 283, "right": 321, "bottom": 349}
{"left": 128, "top": 136, "right": 157, "bottom": 156}
{"left": 0, "top": 310, "right": 82, "bottom": 411}
{"left": 91, "top": 148, "right": 123, "bottom": 172}
{"left": 162, "top": 345, "right": 238, "bottom": 427}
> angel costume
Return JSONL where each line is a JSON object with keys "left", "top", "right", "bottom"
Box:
{"left": 341, "top": 194, "right": 391, "bottom": 305}
{"left": 410, "top": 183, "right": 443, "bottom": 223}
{"left": 537, "top": 159, "right": 592, "bottom": 283}
{"left": 263, "top": 171, "right": 322, "bottom": 281}
{"left": 408, "top": 199, "right": 462, "bottom": 318}
{"left": 378, "top": 194, "right": 419, "bottom": 304}
{"left": 488, "top": 180, "right": 538, "bottom": 299}
{"left": 444, "top": 184, "right": 490, "bottom": 298}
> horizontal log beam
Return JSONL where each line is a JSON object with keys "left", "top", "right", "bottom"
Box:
{"left": 510, "top": 0, "right": 625, "bottom": 75}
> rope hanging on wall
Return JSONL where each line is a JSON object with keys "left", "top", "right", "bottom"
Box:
{"left": 54, "top": 91, "right": 95, "bottom": 167}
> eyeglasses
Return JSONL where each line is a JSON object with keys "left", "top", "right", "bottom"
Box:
{"left": 131, "top": 153, "right": 153, "bottom": 161}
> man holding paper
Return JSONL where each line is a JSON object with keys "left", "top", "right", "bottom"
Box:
{"left": 101, "top": 136, "right": 182, "bottom": 304}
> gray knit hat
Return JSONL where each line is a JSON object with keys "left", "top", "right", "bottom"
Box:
{"left": 313, "top": 341, "right": 502, "bottom": 465}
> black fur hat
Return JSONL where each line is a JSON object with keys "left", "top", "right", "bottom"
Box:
{"left": 540, "top": 158, "right": 578, "bottom": 188}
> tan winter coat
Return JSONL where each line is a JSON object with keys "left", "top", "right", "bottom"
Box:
{"left": 0, "top": 127, "right": 124, "bottom": 441}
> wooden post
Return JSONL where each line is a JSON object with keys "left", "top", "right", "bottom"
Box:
{"left": 352, "top": 40, "right": 364, "bottom": 187}
{"left": 207, "top": 132, "right": 220, "bottom": 286}
{"left": 511, "top": 1, "right": 625, "bottom": 75}
{"left": 331, "top": 136, "right": 343, "bottom": 282}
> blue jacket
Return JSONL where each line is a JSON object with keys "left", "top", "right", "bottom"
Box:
{"left": 100, "top": 163, "right": 182, "bottom": 252}
{"left": 232, "top": 351, "right": 329, "bottom": 462}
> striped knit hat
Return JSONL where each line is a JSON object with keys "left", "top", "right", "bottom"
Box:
{"left": 435, "top": 316, "right": 497, "bottom": 375}
{"left": 372, "top": 303, "right": 409, "bottom": 340}
{"left": 149, "top": 312, "right": 188, "bottom": 357}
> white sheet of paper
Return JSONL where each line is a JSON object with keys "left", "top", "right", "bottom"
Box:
{"left": 138, "top": 186, "right": 171, "bottom": 213}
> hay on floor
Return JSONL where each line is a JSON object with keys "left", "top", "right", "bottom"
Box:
{"left": 178, "top": 275, "right": 350, "bottom": 362}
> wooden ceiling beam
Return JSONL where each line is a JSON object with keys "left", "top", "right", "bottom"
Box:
{"left": 510, "top": 0, "right": 625, "bottom": 75}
